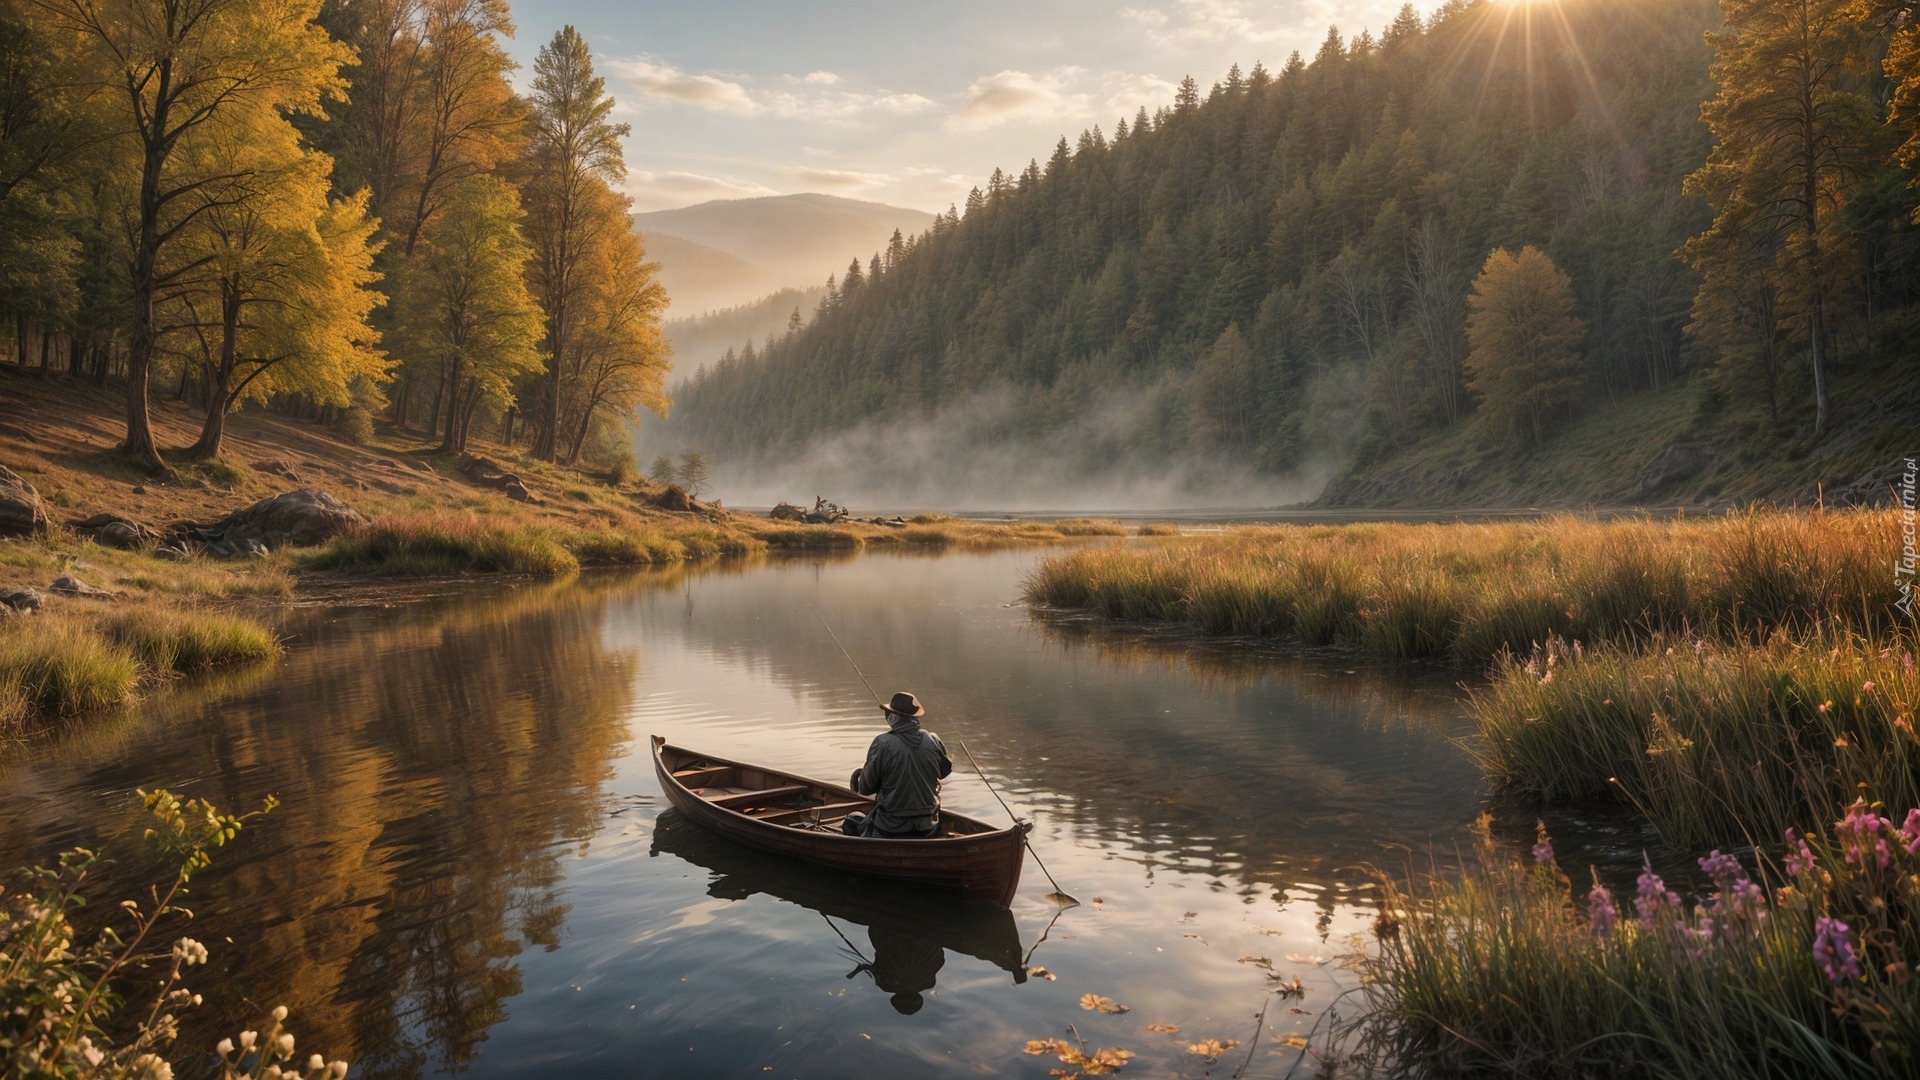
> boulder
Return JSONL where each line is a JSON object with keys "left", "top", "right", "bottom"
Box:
{"left": 1634, "top": 441, "right": 1721, "bottom": 500}
{"left": 50, "top": 574, "right": 110, "bottom": 598}
{"left": 458, "top": 455, "right": 535, "bottom": 502}
{"left": 70, "top": 512, "right": 157, "bottom": 550}
{"left": 211, "top": 488, "right": 366, "bottom": 548}
{"left": 652, "top": 485, "right": 695, "bottom": 512}
{"left": 0, "top": 587, "right": 42, "bottom": 613}
{"left": 0, "top": 464, "right": 47, "bottom": 537}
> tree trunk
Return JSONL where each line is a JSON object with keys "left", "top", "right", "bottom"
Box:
{"left": 436, "top": 366, "right": 462, "bottom": 453}
{"left": 426, "top": 362, "right": 446, "bottom": 437}
{"left": 189, "top": 384, "right": 231, "bottom": 458}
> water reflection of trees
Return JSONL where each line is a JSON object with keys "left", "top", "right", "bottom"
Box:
{"left": 644, "top": 553, "right": 1487, "bottom": 901}
{"left": 0, "top": 571, "right": 675, "bottom": 1079}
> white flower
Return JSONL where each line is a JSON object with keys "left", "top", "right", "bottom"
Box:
{"left": 277, "top": 1033, "right": 295, "bottom": 1056}
{"left": 240, "top": 1030, "right": 258, "bottom": 1051}
{"left": 217, "top": 1038, "right": 234, "bottom": 1056}
{"left": 327, "top": 1062, "right": 349, "bottom": 1079}
{"left": 271, "top": 1005, "right": 288, "bottom": 1021}
{"left": 172, "top": 937, "right": 208, "bottom": 966}
{"left": 309, "top": 1054, "right": 325, "bottom": 1071}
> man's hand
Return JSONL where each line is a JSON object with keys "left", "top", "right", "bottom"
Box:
{"left": 849, "top": 767, "right": 866, "bottom": 793}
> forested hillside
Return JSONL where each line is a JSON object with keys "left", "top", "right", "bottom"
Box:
{"left": 672, "top": 0, "right": 1920, "bottom": 505}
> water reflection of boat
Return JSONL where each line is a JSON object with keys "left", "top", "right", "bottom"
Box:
{"left": 649, "top": 807, "right": 1029, "bottom": 1007}
{"left": 652, "top": 737, "right": 1030, "bottom": 905}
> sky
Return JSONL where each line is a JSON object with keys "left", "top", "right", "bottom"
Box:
{"left": 505, "top": 0, "right": 1433, "bottom": 214}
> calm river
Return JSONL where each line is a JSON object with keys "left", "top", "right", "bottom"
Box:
{"left": 0, "top": 549, "right": 1606, "bottom": 1078}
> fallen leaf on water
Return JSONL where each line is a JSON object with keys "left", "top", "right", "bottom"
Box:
{"left": 1145, "top": 1023, "right": 1181, "bottom": 1035}
{"left": 1178, "top": 911, "right": 1198, "bottom": 923}
{"left": 1027, "top": 965, "right": 1058, "bottom": 981}
{"left": 1289, "top": 1007, "right": 1312, "bottom": 1016}
{"left": 1271, "top": 975, "right": 1306, "bottom": 997}
{"left": 1180, "top": 933, "right": 1208, "bottom": 944}
{"left": 1185, "top": 1038, "right": 1239, "bottom": 1060}
{"left": 1089, "top": 1047, "right": 1135, "bottom": 1071}
{"left": 1025, "top": 1039, "right": 1072, "bottom": 1057}
{"left": 1286, "top": 953, "right": 1329, "bottom": 965}
{"left": 1079, "top": 993, "right": 1130, "bottom": 1014}
{"left": 1252, "top": 926, "right": 1285, "bottom": 937}
{"left": 1236, "top": 955, "right": 1273, "bottom": 969}
{"left": 859, "top": 1033, "right": 871, "bottom": 1040}
{"left": 1277, "top": 1032, "right": 1310, "bottom": 1049}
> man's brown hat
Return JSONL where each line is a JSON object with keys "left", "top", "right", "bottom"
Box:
{"left": 884, "top": 691, "right": 925, "bottom": 717}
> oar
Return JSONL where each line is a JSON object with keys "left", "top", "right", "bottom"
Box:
{"left": 958, "top": 740, "right": 1078, "bottom": 908}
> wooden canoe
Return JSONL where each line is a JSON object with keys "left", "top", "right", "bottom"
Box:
{"left": 648, "top": 807, "right": 1028, "bottom": 983}
{"left": 651, "top": 735, "right": 1031, "bottom": 907}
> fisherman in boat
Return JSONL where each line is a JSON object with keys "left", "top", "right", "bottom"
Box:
{"left": 843, "top": 691, "right": 953, "bottom": 838}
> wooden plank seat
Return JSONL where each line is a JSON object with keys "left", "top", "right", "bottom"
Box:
{"left": 755, "top": 800, "right": 868, "bottom": 825}
{"left": 671, "top": 766, "right": 732, "bottom": 787}
{"left": 707, "top": 784, "right": 809, "bottom": 810}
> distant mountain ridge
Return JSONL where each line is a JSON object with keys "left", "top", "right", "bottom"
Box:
{"left": 640, "top": 232, "right": 788, "bottom": 320}
{"left": 633, "top": 194, "right": 936, "bottom": 316}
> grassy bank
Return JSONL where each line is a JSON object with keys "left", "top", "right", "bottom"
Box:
{"left": 1364, "top": 809, "right": 1920, "bottom": 1079}
{"left": 1024, "top": 511, "right": 1900, "bottom": 664}
{"left": 294, "top": 510, "right": 767, "bottom": 576}
{"left": 1474, "top": 632, "right": 1920, "bottom": 849}
{"left": 1, "top": 608, "right": 281, "bottom": 735}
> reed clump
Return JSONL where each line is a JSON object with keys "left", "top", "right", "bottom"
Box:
{"left": 299, "top": 513, "right": 582, "bottom": 576}
{"left": 0, "top": 607, "right": 281, "bottom": 732}
{"left": 102, "top": 608, "right": 283, "bottom": 675}
{"left": 1366, "top": 809, "right": 1920, "bottom": 1079}
{"left": 1473, "top": 631, "right": 1920, "bottom": 849}
{"left": 1025, "top": 511, "right": 1899, "bottom": 664}
{"left": 0, "top": 617, "right": 139, "bottom": 725}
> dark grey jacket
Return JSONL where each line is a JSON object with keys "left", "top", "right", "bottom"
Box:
{"left": 852, "top": 715, "right": 952, "bottom": 834}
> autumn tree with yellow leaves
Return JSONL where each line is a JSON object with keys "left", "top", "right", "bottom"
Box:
{"left": 167, "top": 115, "right": 385, "bottom": 459}
{"left": 392, "top": 174, "right": 542, "bottom": 455}
{"left": 29, "top": 0, "right": 353, "bottom": 469}
{"left": 1464, "top": 246, "right": 1587, "bottom": 448}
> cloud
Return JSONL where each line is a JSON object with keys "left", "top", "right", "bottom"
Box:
{"left": 610, "top": 58, "right": 756, "bottom": 113}
{"left": 765, "top": 88, "right": 934, "bottom": 120}
{"left": 951, "top": 69, "right": 1090, "bottom": 131}
{"left": 625, "top": 170, "right": 780, "bottom": 210}
{"left": 789, "top": 167, "right": 893, "bottom": 191}
{"left": 1119, "top": 0, "right": 1301, "bottom": 45}
{"left": 611, "top": 56, "right": 930, "bottom": 121}
{"left": 1102, "top": 72, "right": 1180, "bottom": 116}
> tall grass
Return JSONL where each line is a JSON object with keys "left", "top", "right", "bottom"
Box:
{"left": 1364, "top": 810, "right": 1920, "bottom": 1078}
{"left": 0, "top": 609, "right": 283, "bottom": 732}
{"left": 298, "top": 513, "right": 581, "bottom": 576}
{"left": 0, "top": 619, "right": 138, "bottom": 725}
{"left": 103, "top": 608, "right": 282, "bottom": 675}
{"left": 1473, "top": 631, "right": 1920, "bottom": 849}
{"left": 1025, "top": 511, "right": 1901, "bottom": 664}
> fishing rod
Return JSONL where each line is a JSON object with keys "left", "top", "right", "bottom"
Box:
{"left": 808, "top": 605, "right": 1079, "bottom": 908}
{"left": 957, "top": 740, "right": 1077, "bottom": 907}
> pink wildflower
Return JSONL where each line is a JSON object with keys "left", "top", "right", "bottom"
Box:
{"left": 1863, "top": 681, "right": 1877, "bottom": 695}
{"left": 1588, "top": 881, "right": 1618, "bottom": 936}
{"left": 1813, "top": 917, "right": 1862, "bottom": 984}
{"left": 1903, "top": 810, "right": 1920, "bottom": 854}
{"left": 1784, "top": 829, "right": 1816, "bottom": 876}
{"left": 1635, "top": 860, "right": 1681, "bottom": 930}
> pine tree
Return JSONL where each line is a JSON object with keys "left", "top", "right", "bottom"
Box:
{"left": 1682, "top": 0, "right": 1879, "bottom": 436}
{"left": 522, "top": 25, "right": 628, "bottom": 461}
